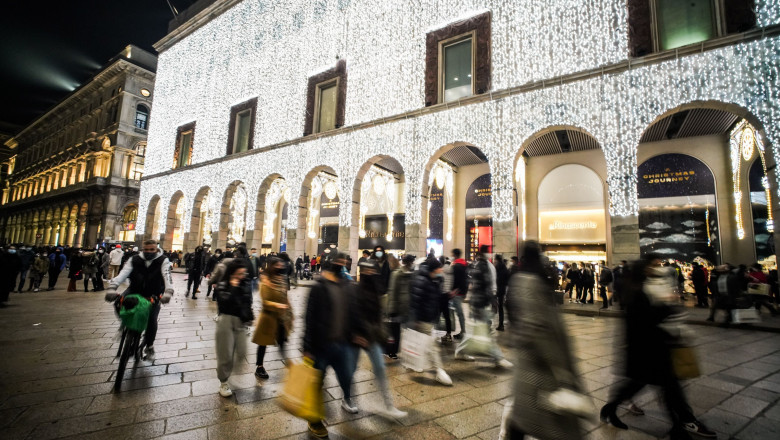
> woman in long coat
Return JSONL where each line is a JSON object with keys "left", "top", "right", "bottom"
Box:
{"left": 252, "top": 256, "right": 292, "bottom": 380}
{"left": 506, "top": 241, "right": 581, "bottom": 440}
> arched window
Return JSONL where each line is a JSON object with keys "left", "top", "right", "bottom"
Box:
{"left": 118, "top": 205, "right": 138, "bottom": 242}
{"left": 135, "top": 104, "right": 149, "bottom": 130}
{"left": 130, "top": 142, "right": 146, "bottom": 181}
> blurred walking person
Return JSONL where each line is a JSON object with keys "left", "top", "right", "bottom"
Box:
{"left": 0, "top": 246, "right": 22, "bottom": 307}
{"left": 29, "top": 251, "right": 49, "bottom": 292}
{"left": 386, "top": 253, "right": 415, "bottom": 359}
{"left": 214, "top": 260, "right": 254, "bottom": 397}
{"left": 253, "top": 256, "right": 293, "bottom": 380}
{"left": 47, "top": 247, "right": 67, "bottom": 290}
{"left": 185, "top": 246, "right": 206, "bottom": 299}
{"left": 409, "top": 257, "right": 453, "bottom": 386}
{"left": 352, "top": 260, "right": 407, "bottom": 418}
{"left": 303, "top": 253, "right": 359, "bottom": 438}
{"left": 108, "top": 244, "right": 124, "bottom": 278}
{"left": 494, "top": 254, "right": 510, "bottom": 331}
{"left": 505, "top": 241, "right": 584, "bottom": 439}
{"left": 449, "top": 249, "right": 469, "bottom": 340}
{"left": 600, "top": 255, "right": 715, "bottom": 439}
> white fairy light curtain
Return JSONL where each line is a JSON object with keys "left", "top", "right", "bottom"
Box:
{"left": 427, "top": 160, "right": 454, "bottom": 242}
{"left": 359, "top": 166, "right": 397, "bottom": 241}
{"left": 731, "top": 120, "right": 774, "bottom": 240}
{"left": 263, "top": 178, "right": 290, "bottom": 243}
{"left": 228, "top": 184, "right": 248, "bottom": 244}
{"left": 308, "top": 172, "right": 339, "bottom": 239}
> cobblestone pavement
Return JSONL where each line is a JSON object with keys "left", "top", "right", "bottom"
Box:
{"left": 1, "top": 272, "right": 779, "bottom": 440}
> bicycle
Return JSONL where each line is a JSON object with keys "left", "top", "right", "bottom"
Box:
{"left": 109, "top": 293, "right": 155, "bottom": 391}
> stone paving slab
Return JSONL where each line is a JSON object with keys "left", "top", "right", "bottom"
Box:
{"left": 0, "top": 273, "right": 779, "bottom": 439}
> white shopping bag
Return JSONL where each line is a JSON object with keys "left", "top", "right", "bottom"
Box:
{"left": 455, "top": 320, "right": 494, "bottom": 357}
{"left": 731, "top": 308, "right": 761, "bottom": 324}
{"left": 399, "top": 327, "right": 433, "bottom": 372}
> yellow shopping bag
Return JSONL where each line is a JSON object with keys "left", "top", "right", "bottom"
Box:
{"left": 278, "top": 357, "right": 325, "bottom": 422}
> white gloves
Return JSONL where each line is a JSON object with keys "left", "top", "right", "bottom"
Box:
{"left": 161, "top": 288, "right": 173, "bottom": 304}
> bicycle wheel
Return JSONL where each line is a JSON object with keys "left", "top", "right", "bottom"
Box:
{"left": 114, "top": 330, "right": 141, "bottom": 391}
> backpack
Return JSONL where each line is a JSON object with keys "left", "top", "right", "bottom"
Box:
{"left": 601, "top": 268, "right": 613, "bottom": 284}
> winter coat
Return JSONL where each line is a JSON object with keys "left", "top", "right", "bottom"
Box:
{"left": 81, "top": 252, "right": 98, "bottom": 275}
{"left": 450, "top": 258, "right": 469, "bottom": 296}
{"left": 0, "top": 251, "right": 22, "bottom": 291}
{"left": 567, "top": 268, "right": 581, "bottom": 286}
{"left": 387, "top": 266, "right": 414, "bottom": 319}
{"left": 507, "top": 272, "right": 582, "bottom": 439}
{"left": 352, "top": 274, "right": 386, "bottom": 344}
{"left": 303, "top": 277, "right": 356, "bottom": 356}
{"left": 32, "top": 256, "right": 49, "bottom": 275}
{"left": 410, "top": 264, "right": 442, "bottom": 323}
{"left": 253, "top": 277, "right": 293, "bottom": 346}
{"left": 495, "top": 261, "right": 510, "bottom": 296}
{"left": 469, "top": 258, "right": 495, "bottom": 308}
{"left": 215, "top": 278, "right": 254, "bottom": 323}
{"left": 109, "top": 248, "right": 124, "bottom": 265}
{"left": 68, "top": 256, "right": 83, "bottom": 278}
{"left": 18, "top": 249, "right": 33, "bottom": 270}
{"left": 49, "top": 252, "right": 67, "bottom": 271}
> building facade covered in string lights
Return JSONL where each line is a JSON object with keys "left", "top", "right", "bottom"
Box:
{"left": 0, "top": 46, "right": 156, "bottom": 247}
{"left": 139, "top": 0, "right": 780, "bottom": 267}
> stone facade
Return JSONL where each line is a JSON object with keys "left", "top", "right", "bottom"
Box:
{"left": 0, "top": 46, "right": 156, "bottom": 247}
{"left": 139, "top": 0, "right": 780, "bottom": 265}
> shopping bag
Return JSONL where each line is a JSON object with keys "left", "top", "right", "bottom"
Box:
{"left": 455, "top": 321, "right": 494, "bottom": 357}
{"left": 399, "top": 327, "right": 433, "bottom": 372}
{"left": 747, "top": 283, "right": 771, "bottom": 296}
{"left": 731, "top": 308, "right": 761, "bottom": 324}
{"left": 278, "top": 358, "right": 325, "bottom": 422}
{"left": 542, "top": 388, "right": 596, "bottom": 420}
{"left": 671, "top": 346, "right": 700, "bottom": 380}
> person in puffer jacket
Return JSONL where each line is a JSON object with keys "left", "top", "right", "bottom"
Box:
{"left": 409, "top": 257, "right": 452, "bottom": 386}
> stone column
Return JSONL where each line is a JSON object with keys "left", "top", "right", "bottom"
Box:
{"left": 609, "top": 214, "right": 640, "bottom": 264}
{"left": 245, "top": 229, "right": 263, "bottom": 252}
{"left": 338, "top": 225, "right": 357, "bottom": 274}
{"left": 404, "top": 223, "right": 426, "bottom": 257}
{"left": 286, "top": 227, "right": 305, "bottom": 258}
{"left": 492, "top": 219, "right": 517, "bottom": 258}
{"left": 58, "top": 223, "right": 67, "bottom": 246}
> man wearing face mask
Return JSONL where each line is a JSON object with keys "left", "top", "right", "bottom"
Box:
{"left": 303, "top": 252, "right": 359, "bottom": 438}
{"left": 106, "top": 240, "right": 174, "bottom": 359}
{"left": 204, "top": 248, "right": 223, "bottom": 299}
{"left": 47, "top": 247, "right": 67, "bottom": 291}
{"left": 372, "top": 246, "right": 391, "bottom": 294}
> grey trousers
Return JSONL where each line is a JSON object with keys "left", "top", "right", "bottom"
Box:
{"left": 215, "top": 314, "right": 247, "bottom": 382}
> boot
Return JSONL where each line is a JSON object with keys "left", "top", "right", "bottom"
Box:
{"left": 600, "top": 404, "right": 628, "bottom": 430}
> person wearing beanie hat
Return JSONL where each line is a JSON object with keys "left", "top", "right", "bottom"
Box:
{"left": 108, "top": 244, "right": 125, "bottom": 279}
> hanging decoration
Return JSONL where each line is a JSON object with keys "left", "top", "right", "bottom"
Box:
{"left": 428, "top": 160, "right": 454, "bottom": 241}
{"left": 200, "top": 191, "right": 214, "bottom": 245}
{"left": 730, "top": 119, "right": 774, "bottom": 240}
{"left": 264, "top": 178, "right": 288, "bottom": 243}
{"left": 359, "top": 165, "right": 397, "bottom": 241}
{"left": 228, "top": 184, "right": 248, "bottom": 244}
{"left": 307, "top": 172, "right": 339, "bottom": 239}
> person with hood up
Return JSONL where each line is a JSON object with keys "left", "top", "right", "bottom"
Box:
{"left": 409, "top": 256, "right": 452, "bottom": 386}
{"left": 15, "top": 246, "right": 34, "bottom": 293}
{"left": 81, "top": 249, "right": 100, "bottom": 292}
{"left": 352, "top": 260, "right": 408, "bottom": 418}
{"left": 372, "top": 246, "right": 391, "bottom": 294}
{"left": 214, "top": 259, "right": 254, "bottom": 397}
{"left": 47, "top": 247, "right": 67, "bottom": 290}
{"left": 106, "top": 240, "right": 174, "bottom": 359}
{"left": 186, "top": 246, "right": 207, "bottom": 299}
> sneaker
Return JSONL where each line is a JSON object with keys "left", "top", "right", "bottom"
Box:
{"left": 441, "top": 334, "right": 453, "bottom": 343}
{"left": 627, "top": 403, "right": 645, "bottom": 416}
{"left": 683, "top": 421, "right": 716, "bottom": 438}
{"left": 144, "top": 346, "right": 155, "bottom": 357}
{"left": 379, "top": 406, "right": 408, "bottom": 418}
{"left": 308, "top": 421, "right": 328, "bottom": 438}
{"left": 33, "top": 288, "right": 39, "bottom": 292}
{"left": 341, "top": 398, "right": 359, "bottom": 414}
{"left": 219, "top": 382, "right": 233, "bottom": 397}
{"left": 435, "top": 368, "right": 453, "bottom": 386}
{"left": 255, "top": 366, "right": 269, "bottom": 380}
{"left": 455, "top": 353, "right": 475, "bottom": 361}
{"left": 496, "top": 358, "right": 513, "bottom": 369}
{"left": 453, "top": 333, "right": 464, "bottom": 340}
{"left": 496, "top": 325, "right": 505, "bottom": 331}
{"left": 191, "top": 295, "right": 198, "bottom": 300}
{"left": 185, "top": 291, "right": 190, "bottom": 298}
{"left": 387, "top": 353, "right": 398, "bottom": 360}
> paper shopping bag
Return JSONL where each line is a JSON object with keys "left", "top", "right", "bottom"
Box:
{"left": 278, "top": 358, "right": 325, "bottom": 422}
{"left": 455, "top": 321, "right": 494, "bottom": 357}
{"left": 400, "top": 327, "right": 433, "bottom": 372}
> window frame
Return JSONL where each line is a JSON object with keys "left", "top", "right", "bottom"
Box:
{"left": 303, "top": 59, "right": 347, "bottom": 136}
{"left": 135, "top": 104, "right": 150, "bottom": 130}
{"left": 424, "top": 11, "right": 491, "bottom": 107}
{"left": 650, "top": 0, "right": 724, "bottom": 52}
{"left": 173, "top": 122, "right": 196, "bottom": 169}
{"left": 226, "top": 98, "right": 258, "bottom": 155}
{"left": 313, "top": 77, "right": 340, "bottom": 134}
{"left": 437, "top": 31, "right": 477, "bottom": 104}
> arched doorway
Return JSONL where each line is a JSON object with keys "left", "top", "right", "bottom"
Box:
{"left": 300, "top": 168, "right": 340, "bottom": 258}
{"left": 422, "top": 144, "right": 490, "bottom": 260}
{"left": 145, "top": 196, "right": 161, "bottom": 243}
{"left": 637, "top": 154, "right": 719, "bottom": 264}
{"left": 353, "top": 157, "right": 406, "bottom": 259}
{"left": 189, "top": 187, "right": 214, "bottom": 249}
{"left": 260, "top": 178, "right": 289, "bottom": 252}
{"left": 220, "top": 182, "right": 249, "bottom": 249}
{"left": 165, "top": 192, "right": 186, "bottom": 251}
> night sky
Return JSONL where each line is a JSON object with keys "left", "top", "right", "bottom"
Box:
{"left": 0, "top": 1, "right": 197, "bottom": 135}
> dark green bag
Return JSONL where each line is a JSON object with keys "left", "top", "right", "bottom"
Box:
{"left": 119, "top": 294, "right": 152, "bottom": 333}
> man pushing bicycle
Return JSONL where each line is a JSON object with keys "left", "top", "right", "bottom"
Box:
{"left": 105, "top": 239, "right": 174, "bottom": 359}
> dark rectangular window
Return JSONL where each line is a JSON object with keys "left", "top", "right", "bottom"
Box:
{"left": 226, "top": 98, "right": 257, "bottom": 155}
{"left": 656, "top": 0, "right": 716, "bottom": 50}
{"left": 304, "top": 60, "right": 347, "bottom": 136}
{"left": 441, "top": 34, "right": 474, "bottom": 102}
{"left": 315, "top": 79, "right": 339, "bottom": 133}
{"left": 173, "top": 122, "right": 195, "bottom": 169}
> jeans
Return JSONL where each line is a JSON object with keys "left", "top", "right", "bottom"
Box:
{"left": 313, "top": 342, "right": 357, "bottom": 402}
{"left": 356, "top": 343, "right": 395, "bottom": 407}
{"left": 109, "top": 264, "right": 120, "bottom": 279}
{"left": 450, "top": 296, "right": 466, "bottom": 334}
{"left": 144, "top": 301, "right": 161, "bottom": 348}
{"left": 17, "top": 269, "right": 29, "bottom": 292}
{"left": 215, "top": 314, "right": 247, "bottom": 382}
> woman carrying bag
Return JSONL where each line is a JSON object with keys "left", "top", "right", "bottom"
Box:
{"left": 253, "top": 256, "right": 293, "bottom": 380}
{"left": 505, "top": 241, "right": 588, "bottom": 440}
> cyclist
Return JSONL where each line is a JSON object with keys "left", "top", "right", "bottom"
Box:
{"left": 105, "top": 239, "right": 173, "bottom": 359}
